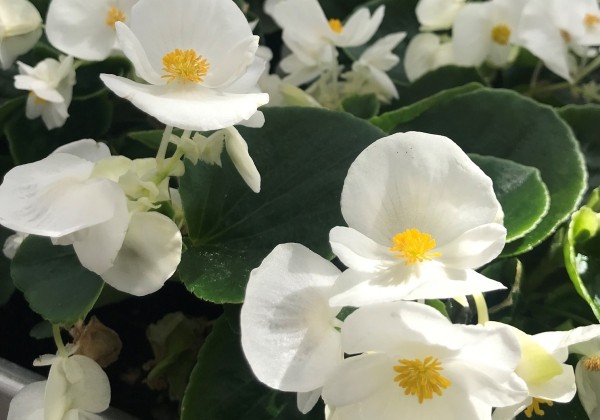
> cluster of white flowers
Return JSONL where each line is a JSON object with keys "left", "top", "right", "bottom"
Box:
{"left": 260, "top": 0, "right": 405, "bottom": 107}
{"left": 406, "top": 0, "right": 600, "bottom": 82}
{"left": 241, "top": 132, "right": 600, "bottom": 420}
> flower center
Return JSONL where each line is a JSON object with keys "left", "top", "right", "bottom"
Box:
{"left": 29, "top": 92, "right": 46, "bottom": 105}
{"left": 560, "top": 29, "right": 572, "bottom": 43}
{"left": 105, "top": 6, "right": 126, "bottom": 29}
{"left": 390, "top": 228, "right": 441, "bottom": 265}
{"left": 585, "top": 13, "right": 600, "bottom": 27}
{"left": 583, "top": 355, "right": 600, "bottom": 371}
{"left": 161, "top": 49, "right": 210, "bottom": 84}
{"left": 393, "top": 356, "right": 451, "bottom": 403}
{"left": 328, "top": 18, "right": 343, "bottom": 33}
{"left": 491, "top": 24, "right": 511, "bottom": 45}
{"left": 524, "top": 398, "right": 554, "bottom": 417}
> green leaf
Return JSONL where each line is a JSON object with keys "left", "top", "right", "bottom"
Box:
{"left": 178, "top": 107, "right": 384, "bottom": 303}
{"left": 394, "top": 88, "right": 586, "bottom": 255}
{"left": 559, "top": 104, "right": 600, "bottom": 190}
{"left": 341, "top": 93, "right": 380, "bottom": 119}
{"left": 0, "top": 96, "right": 25, "bottom": 133}
{"left": 72, "top": 56, "right": 132, "bottom": 100}
{"left": 11, "top": 236, "right": 104, "bottom": 325}
{"left": 181, "top": 314, "right": 323, "bottom": 420}
{"left": 470, "top": 154, "right": 550, "bottom": 242}
{"left": 564, "top": 189, "right": 600, "bottom": 321}
{"left": 371, "top": 82, "right": 484, "bottom": 132}
{"left": 5, "top": 93, "right": 113, "bottom": 164}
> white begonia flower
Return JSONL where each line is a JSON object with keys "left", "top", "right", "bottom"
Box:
{"left": 100, "top": 0, "right": 269, "bottom": 132}
{"left": 517, "top": 0, "right": 600, "bottom": 82}
{"left": 8, "top": 349, "right": 110, "bottom": 420}
{"left": 404, "top": 33, "right": 455, "bottom": 82}
{"left": 241, "top": 243, "right": 343, "bottom": 414}
{"left": 329, "top": 132, "right": 506, "bottom": 307}
{"left": 272, "top": 0, "right": 384, "bottom": 85}
{"left": 416, "top": 0, "right": 466, "bottom": 31}
{"left": 45, "top": 0, "right": 137, "bottom": 61}
{"left": 490, "top": 323, "right": 600, "bottom": 420}
{"left": 452, "top": 0, "right": 525, "bottom": 68}
{"left": 0, "top": 0, "right": 42, "bottom": 70}
{"left": 347, "top": 32, "right": 406, "bottom": 101}
{"left": 322, "top": 301, "right": 528, "bottom": 420}
{"left": 14, "top": 55, "right": 76, "bottom": 130}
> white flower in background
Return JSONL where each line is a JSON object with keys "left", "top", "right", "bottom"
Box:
{"left": 2, "top": 231, "right": 28, "bottom": 259}
{"left": 14, "top": 55, "right": 76, "bottom": 130}
{"left": 517, "top": 0, "right": 600, "bottom": 81}
{"left": 452, "top": 0, "right": 525, "bottom": 68}
{"left": 321, "top": 301, "right": 528, "bottom": 419}
{"left": 0, "top": 0, "right": 42, "bottom": 70}
{"left": 8, "top": 348, "right": 110, "bottom": 420}
{"left": 346, "top": 32, "right": 406, "bottom": 102}
{"left": 100, "top": 0, "right": 269, "bottom": 132}
{"left": 329, "top": 132, "right": 506, "bottom": 307}
{"left": 0, "top": 139, "right": 182, "bottom": 296}
{"left": 416, "top": 0, "right": 465, "bottom": 31}
{"left": 241, "top": 243, "right": 343, "bottom": 414}
{"left": 45, "top": 0, "right": 137, "bottom": 60}
{"left": 272, "top": 0, "right": 384, "bottom": 85}
{"left": 404, "top": 33, "right": 455, "bottom": 81}
{"left": 491, "top": 323, "right": 600, "bottom": 420}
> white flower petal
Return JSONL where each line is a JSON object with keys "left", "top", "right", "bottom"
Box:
{"left": 528, "top": 364, "right": 576, "bottom": 403}
{"left": 224, "top": 126, "right": 261, "bottom": 193}
{"left": 100, "top": 212, "right": 182, "bottom": 296}
{"left": 329, "top": 226, "right": 395, "bottom": 273}
{"left": 7, "top": 381, "right": 46, "bottom": 420}
{"left": 576, "top": 360, "right": 600, "bottom": 419}
{"left": 416, "top": 0, "right": 464, "bottom": 30}
{"left": 436, "top": 223, "right": 507, "bottom": 269}
{"left": 100, "top": 74, "right": 269, "bottom": 131}
{"left": 297, "top": 388, "right": 322, "bottom": 414}
{"left": 113, "top": 22, "right": 163, "bottom": 85}
{"left": 241, "top": 243, "right": 342, "bottom": 392}
{"left": 0, "top": 154, "right": 120, "bottom": 236}
{"left": 336, "top": 6, "right": 385, "bottom": 47}
{"left": 452, "top": 3, "right": 494, "bottom": 66}
{"left": 53, "top": 139, "right": 111, "bottom": 162}
{"left": 64, "top": 355, "right": 111, "bottom": 413}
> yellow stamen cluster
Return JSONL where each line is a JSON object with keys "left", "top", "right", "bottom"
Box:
{"left": 161, "top": 49, "right": 210, "bottom": 84}
{"left": 560, "top": 29, "right": 572, "bottom": 43}
{"left": 393, "top": 356, "right": 451, "bottom": 403}
{"left": 524, "top": 398, "right": 554, "bottom": 417}
{"left": 328, "top": 18, "right": 343, "bottom": 33}
{"left": 390, "top": 228, "right": 441, "bottom": 265}
{"left": 585, "top": 13, "right": 600, "bottom": 27}
{"left": 105, "top": 6, "right": 126, "bottom": 29}
{"left": 491, "top": 24, "right": 511, "bottom": 45}
{"left": 583, "top": 355, "right": 600, "bottom": 372}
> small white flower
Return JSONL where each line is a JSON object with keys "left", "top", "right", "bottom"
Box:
{"left": 45, "top": 0, "right": 137, "bottom": 60}
{"left": 14, "top": 55, "right": 76, "bottom": 130}
{"left": 416, "top": 0, "right": 466, "bottom": 31}
{"left": 322, "top": 301, "right": 528, "bottom": 419}
{"left": 241, "top": 243, "right": 343, "bottom": 414}
{"left": 347, "top": 32, "right": 406, "bottom": 101}
{"left": 2, "top": 231, "right": 28, "bottom": 259}
{"left": 8, "top": 349, "right": 111, "bottom": 420}
{"left": 100, "top": 0, "right": 269, "bottom": 132}
{"left": 452, "top": 0, "right": 525, "bottom": 68}
{"left": 329, "top": 132, "right": 506, "bottom": 307}
{"left": 0, "top": 0, "right": 42, "bottom": 69}
{"left": 404, "top": 33, "right": 455, "bottom": 81}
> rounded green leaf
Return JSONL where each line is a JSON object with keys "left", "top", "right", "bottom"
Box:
{"left": 178, "top": 107, "right": 384, "bottom": 303}
{"left": 470, "top": 154, "right": 550, "bottom": 242}
{"left": 395, "top": 88, "right": 587, "bottom": 255}
{"left": 11, "top": 235, "right": 104, "bottom": 325}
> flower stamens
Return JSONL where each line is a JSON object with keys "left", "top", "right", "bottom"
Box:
{"left": 328, "top": 18, "right": 343, "bottom": 33}
{"left": 524, "top": 398, "right": 554, "bottom": 417}
{"left": 161, "top": 48, "right": 210, "bottom": 84}
{"left": 584, "top": 13, "right": 600, "bottom": 28}
{"left": 390, "top": 228, "right": 441, "bottom": 265}
{"left": 491, "top": 24, "right": 511, "bottom": 45}
{"left": 105, "top": 6, "right": 126, "bottom": 29}
{"left": 583, "top": 355, "right": 600, "bottom": 371}
{"left": 393, "top": 356, "right": 451, "bottom": 403}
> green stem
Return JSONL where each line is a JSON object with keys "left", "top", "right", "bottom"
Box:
{"left": 473, "top": 293, "right": 489, "bottom": 325}
{"left": 153, "top": 146, "right": 185, "bottom": 185}
{"left": 52, "top": 324, "right": 67, "bottom": 357}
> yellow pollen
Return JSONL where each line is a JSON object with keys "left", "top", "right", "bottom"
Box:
{"left": 585, "top": 13, "right": 600, "bottom": 27}
{"left": 560, "top": 29, "right": 572, "bottom": 43}
{"left": 328, "top": 18, "right": 343, "bottom": 33}
{"left": 491, "top": 24, "right": 511, "bottom": 45}
{"left": 524, "top": 398, "right": 554, "bottom": 417}
{"left": 583, "top": 355, "right": 600, "bottom": 372}
{"left": 393, "top": 356, "right": 451, "bottom": 403}
{"left": 161, "top": 48, "right": 210, "bottom": 84}
{"left": 390, "top": 228, "right": 441, "bottom": 265}
{"left": 105, "top": 6, "right": 126, "bottom": 29}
